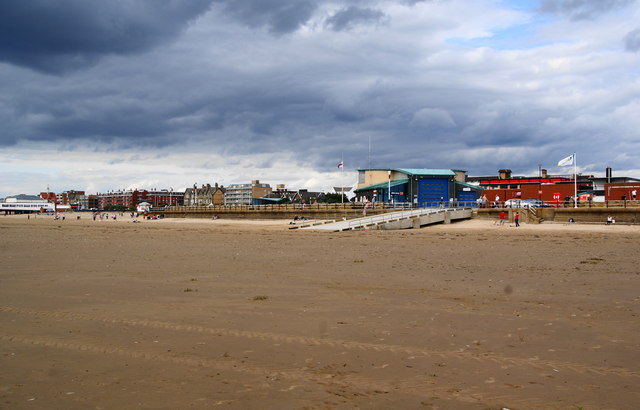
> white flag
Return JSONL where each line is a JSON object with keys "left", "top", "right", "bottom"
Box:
{"left": 557, "top": 154, "right": 574, "bottom": 167}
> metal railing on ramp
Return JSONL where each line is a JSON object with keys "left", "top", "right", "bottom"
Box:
{"left": 299, "top": 207, "right": 472, "bottom": 231}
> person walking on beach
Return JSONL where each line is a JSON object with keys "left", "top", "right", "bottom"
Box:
{"left": 514, "top": 211, "right": 520, "bottom": 227}
{"left": 499, "top": 211, "right": 505, "bottom": 226}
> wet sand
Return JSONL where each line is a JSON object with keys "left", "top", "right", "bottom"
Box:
{"left": 1, "top": 215, "right": 638, "bottom": 409}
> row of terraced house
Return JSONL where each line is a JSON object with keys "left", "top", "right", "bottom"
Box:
{"left": 15, "top": 180, "right": 324, "bottom": 211}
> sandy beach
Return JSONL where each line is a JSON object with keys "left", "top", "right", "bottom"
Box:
{"left": 1, "top": 214, "right": 638, "bottom": 409}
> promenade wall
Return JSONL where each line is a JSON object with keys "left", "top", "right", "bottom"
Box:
{"left": 152, "top": 203, "right": 393, "bottom": 221}
{"left": 477, "top": 206, "right": 640, "bottom": 224}
{"left": 154, "top": 202, "right": 640, "bottom": 225}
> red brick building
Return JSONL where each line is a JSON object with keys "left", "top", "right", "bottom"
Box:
{"left": 39, "top": 192, "right": 58, "bottom": 204}
{"left": 604, "top": 183, "right": 640, "bottom": 201}
{"left": 97, "top": 189, "right": 183, "bottom": 209}
{"left": 468, "top": 169, "right": 591, "bottom": 205}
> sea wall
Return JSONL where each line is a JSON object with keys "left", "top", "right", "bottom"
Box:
{"left": 477, "top": 207, "right": 640, "bottom": 224}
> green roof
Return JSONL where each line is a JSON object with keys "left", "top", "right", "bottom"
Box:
{"left": 358, "top": 168, "right": 456, "bottom": 177}
{"left": 258, "top": 197, "right": 284, "bottom": 202}
{"left": 455, "top": 181, "right": 484, "bottom": 190}
{"left": 354, "top": 178, "right": 409, "bottom": 192}
{"left": 397, "top": 168, "right": 455, "bottom": 176}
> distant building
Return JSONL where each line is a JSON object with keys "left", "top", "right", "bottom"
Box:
{"left": 591, "top": 167, "right": 640, "bottom": 201}
{"left": 354, "top": 168, "right": 482, "bottom": 207}
{"left": 466, "top": 168, "right": 582, "bottom": 204}
{"left": 212, "top": 185, "right": 226, "bottom": 205}
{"left": 298, "top": 189, "right": 325, "bottom": 204}
{"left": 184, "top": 184, "right": 215, "bottom": 206}
{"left": 146, "top": 189, "right": 183, "bottom": 207}
{"left": 258, "top": 185, "right": 292, "bottom": 204}
{"left": 97, "top": 190, "right": 141, "bottom": 209}
{"left": 97, "top": 189, "right": 183, "bottom": 209}
{"left": 225, "top": 180, "right": 272, "bottom": 205}
{"left": 87, "top": 195, "right": 99, "bottom": 210}
{"left": 262, "top": 184, "right": 301, "bottom": 203}
{"left": 59, "top": 190, "right": 88, "bottom": 210}
{"left": 1, "top": 194, "right": 55, "bottom": 213}
{"left": 467, "top": 168, "right": 640, "bottom": 203}
{"left": 605, "top": 182, "right": 640, "bottom": 200}
{"left": 40, "top": 191, "right": 58, "bottom": 204}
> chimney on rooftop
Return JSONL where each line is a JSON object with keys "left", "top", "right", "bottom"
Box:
{"left": 498, "top": 169, "right": 512, "bottom": 179}
{"left": 541, "top": 169, "right": 548, "bottom": 178}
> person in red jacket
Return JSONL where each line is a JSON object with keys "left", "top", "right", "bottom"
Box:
{"left": 499, "top": 211, "right": 505, "bottom": 225}
{"left": 514, "top": 211, "right": 520, "bottom": 227}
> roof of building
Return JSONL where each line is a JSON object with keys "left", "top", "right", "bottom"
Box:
{"left": 455, "top": 181, "right": 484, "bottom": 190}
{"left": 354, "top": 178, "right": 410, "bottom": 192}
{"left": 298, "top": 190, "right": 324, "bottom": 200}
{"left": 592, "top": 177, "right": 640, "bottom": 183}
{"left": 357, "top": 168, "right": 456, "bottom": 177}
{"left": 6, "top": 194, "right": 44, "bottom": 201}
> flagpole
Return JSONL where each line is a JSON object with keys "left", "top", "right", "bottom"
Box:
{"left": 574, "top": 152, "right": 577, "bottom": 208}
{"left": 341, "top": 153, "right": 344, "bottom": 205}
{"left": 368, "top": 136, "right": 371, "bottom": 169}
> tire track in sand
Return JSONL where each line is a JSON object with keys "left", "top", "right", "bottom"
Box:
{"left": 1, "top": 305, "right": 637, "bottom": 379}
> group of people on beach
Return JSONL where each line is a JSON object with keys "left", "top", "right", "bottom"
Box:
{"left": 92, "top": 212, "right": 121, "bottom": 221}
{"left": 497, "top": 210, "right": 520, "bottom": 227}
{"left": 498, "top": 210, "right": 620, "bottom": 226}
{"left": 289, "top": 215, "right": 308, "bottom": 225}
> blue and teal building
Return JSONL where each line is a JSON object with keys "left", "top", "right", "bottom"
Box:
{"left": 354, "top": 168, "right": 483, "bottom": 207}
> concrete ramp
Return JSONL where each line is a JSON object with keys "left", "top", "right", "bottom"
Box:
{"left": 297, "top": 207, "right": 473, "bottom": 231}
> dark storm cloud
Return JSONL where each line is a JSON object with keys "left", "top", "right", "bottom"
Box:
{"left": 325, "top": 6, "right": 386, "bottom": 31}
{"left": 216, "top": 0, "right": 317, "bottom": 34}
{"left": 624, "top": 28, "right": 640, "bottom": 52}
{"left": 0, "top": 0, "right": 213, "bottom": 74}
{"left": 1, "top": 0, "right": 638, "bottom": 187}
{"left": 538, "top": 0, "right": 635, "bottom": 20}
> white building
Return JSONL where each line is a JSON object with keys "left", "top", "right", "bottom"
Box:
{"left": 1, "top": 195, "right": 55, "bottom": 213}
{"left": 224, "top": 180, "right": 272, "bottom": 205}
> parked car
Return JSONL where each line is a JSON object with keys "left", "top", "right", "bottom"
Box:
{"left": 503, "top": 199, "right": 528, "bottom": 208}
{"left": 523, "top": 198, "right": 550, "bottom": 208}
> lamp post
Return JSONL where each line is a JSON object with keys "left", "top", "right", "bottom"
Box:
{"left": 538, "top": 163, "right": 542, "bottom": 201}
{"left": 388, "top": 170, "right": 391, "bottom": 204}
{"left": 169, "top": 187, "right": 173, "bottom": 207}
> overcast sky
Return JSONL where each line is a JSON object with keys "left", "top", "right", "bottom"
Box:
{"left": 1, "top": 0, "right": 639, "bottom": 196}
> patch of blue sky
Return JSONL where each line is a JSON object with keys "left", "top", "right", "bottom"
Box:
{"left": 447, "top": 21, "right": 554, "bottom": 50}
{"left": 446, "top": 0, "right": 559, "bottom": 50}
{"left": 499, "top": 0, "right": 538, "bottom": 13}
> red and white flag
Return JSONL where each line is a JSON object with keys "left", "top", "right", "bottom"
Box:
{"left": 337, "top": 162, "right": 343, "bottom": 168}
